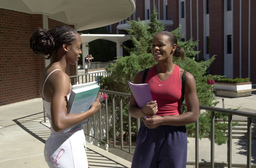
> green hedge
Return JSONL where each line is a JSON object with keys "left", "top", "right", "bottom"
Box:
{"left": 214, "top": 77, "right": 250, "bottom": 83}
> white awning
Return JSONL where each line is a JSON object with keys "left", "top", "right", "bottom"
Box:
{"left": 80, "top": 34, "right": 130, "bottom": 43}
{"left": 0, "top": 0, "right": 135, "bottom": 31}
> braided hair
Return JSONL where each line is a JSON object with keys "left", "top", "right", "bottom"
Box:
{"left": 30, "top": 25, "right": 78, "bottom": 59}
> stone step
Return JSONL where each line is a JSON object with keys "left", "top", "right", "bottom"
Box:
{"left": 215, "top": 120, "right": 256, "bottom": 139}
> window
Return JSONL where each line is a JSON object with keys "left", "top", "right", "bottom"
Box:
{"left": 227, "top": 35, "right": 232, "bottom": 54}
{"left": 206, "top": 0, "right": 209, "bottom": 14}
{"left": 206, "top": 36, "right": 210, "bottom": 54}
{"left": 227, "top": 0, "right": 232, "bottom": 11}
{"left": 145, "top": 0, "right": 150, "bottom": 20}
{"left": 181, "top": 1, "right": 185, "bottom": 18}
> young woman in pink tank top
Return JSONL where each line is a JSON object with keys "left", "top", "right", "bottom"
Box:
{"left": 30, "top": 25, "right": 101, "bottom": 168}
{"left": 129, "top": 31, "right": 199, "bottom": 168}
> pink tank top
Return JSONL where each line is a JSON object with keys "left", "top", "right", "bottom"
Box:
{"left": 145, "top": 64, "right": 182, "bottom": 116}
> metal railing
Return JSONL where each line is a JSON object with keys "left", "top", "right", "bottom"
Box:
{"left": 70, "top": 70, "right": 108, "bottom": 84}
{"left": 45, "top": 71, "right": 256, "bottom": 167}
{"left": 84, "top": 89, "right": 256, "bottom": 167}
{"left": 83, "top": 90, "right": 135, "bottom": 160}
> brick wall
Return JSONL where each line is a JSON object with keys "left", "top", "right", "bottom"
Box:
{"left": 0, "top": 9, "right": 76, "bottom": 106}
{"left": 241, "top": 0, "right": 249, "bottom": 78}
{"left": 233, "top": 1, "right": 240, "bottom": 77}
{"left": 250, "top": 0, "right": 256, "bottom": 82}
{"left": 135, "top": 0, "right": 145, "bottom": 20}
{"left": 167, "top": 0, "right": 179, "bottom": 30}
{"left": 209, "top": 0, "right": 224, "bottom": 75}
{"left": 0, "top": 9, "right": 42, "bottom": 105}
{"left": 198, "top": 0, "right": 205, "bottom": 61}
{"left": 233, "top": 0, "right": 254, "bottom": 80}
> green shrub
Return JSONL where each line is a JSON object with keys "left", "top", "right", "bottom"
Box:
{"left": 214, "top": 77, "right": 250, "bottom": 83}
{"left": 100, "top": 9, "right": 232, "bottom": 146}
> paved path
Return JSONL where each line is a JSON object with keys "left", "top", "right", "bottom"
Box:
{"left": 0, "top": 98, "right": 130, "bottom": 168}
{"left": 0, "top": 93, "right": 256, "bottom": 167}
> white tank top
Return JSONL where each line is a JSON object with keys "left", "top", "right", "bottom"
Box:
{"left": 41, "top": 69, "right": 76, "bottom": 134}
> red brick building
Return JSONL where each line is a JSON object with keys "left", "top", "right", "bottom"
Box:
{"left": 0, "top": 9, "right": 76, "bottom": 105}
{"left": 1, "top": 1, "right": 255, "bottom": 106}
{"left": 0, "top": 1, "right": 135, "bottom": 106}
{"left": 109, "top": 0, "right": 256, "bottom": 85}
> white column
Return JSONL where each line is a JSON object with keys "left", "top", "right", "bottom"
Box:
{"left": 120, "top": 44, "right": 123, "bottom": 56}
{"left": 116, "top": 41, "right": 121, "bottom": 57}
{"left": 42, "top": 14, "right": 50, "bottom": 67}
{"left": 82, "top": 42, "right": 89, "bottom": 69}
{"left": 82, "top": 42, "right": 86, "bottom": 69}
{"left": 145, "top": 0, "right": 150, "bottom": 20}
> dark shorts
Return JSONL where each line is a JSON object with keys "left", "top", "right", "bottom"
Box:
{"left": 131, "top": 122, "right": 187, "bottom": 168}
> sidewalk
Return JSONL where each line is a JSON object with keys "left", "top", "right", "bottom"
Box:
{"left": 0, "top": 99, "right": 48, "bottom": 168}
{"left": 187, "top": 94, "right": 256, "bottom": 167}
{"left": 0, "top": 98, "right": 130, "bottom": 168}
{"left": 0, "top": 94, "right": 255, "bottom": 167}
{"left": 214, "top": 93, "right": 256, "bottom": 113}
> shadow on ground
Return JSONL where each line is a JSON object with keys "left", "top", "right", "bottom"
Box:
{"left": 13, "top": 112, "right": 49, "bottom": 143}
{"left": 235, "top": 119, "right": 256, "bottom": 164}
{"left": 12, "top": 112, "right": 129, "bottom": 168}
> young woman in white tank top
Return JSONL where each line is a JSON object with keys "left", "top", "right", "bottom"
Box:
{"left": 30, "top": 25, "right": 102, "bottom": 168}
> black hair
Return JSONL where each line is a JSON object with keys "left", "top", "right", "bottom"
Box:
{"left": 155, "top": 31, "right": 185, "bottom": 59}
{"left": 30, "top": 25, "right": 78, "bottom": 59}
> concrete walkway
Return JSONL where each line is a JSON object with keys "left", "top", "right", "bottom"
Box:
{"left": 0, "top": 98, "right": 130, "bottom": 168}
{"left": 0, "top": 94, "right": 256, "bottom": 168}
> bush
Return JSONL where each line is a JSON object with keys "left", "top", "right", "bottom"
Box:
{"left": 100, "top": 9, "right": 232, "bottom": 146}
{"left": 214, "top": 77, "right": 250, "bottom": 83}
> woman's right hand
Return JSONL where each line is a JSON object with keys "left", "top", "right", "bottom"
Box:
{"left": 90, "top": 92, "right": 102, "bottom": 113}
{"left": 142, "top": 100, "right": 158, "bottom": 116}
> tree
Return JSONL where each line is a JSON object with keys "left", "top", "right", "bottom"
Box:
{"left": 123, "top": 19, "right": 152, "bottom": 55}
{"left": 101, "top": 9, "right": 230, "bottom": 145}
{"left": 124, "top": 7, "right": 165, "bottom": 55}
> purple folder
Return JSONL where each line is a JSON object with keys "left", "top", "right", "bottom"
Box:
{"left": 128, "top": 81, "right": 153, "bottom": 108}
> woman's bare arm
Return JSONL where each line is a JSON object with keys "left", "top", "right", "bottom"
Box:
{"left": 129, "top": 70, "right": 158, "bottom": 118}
{"left": 143, "top": 72, "right": 199, "bottom": 128}
{"left": 49, "top": 71, "right": 101, "bottom": 132}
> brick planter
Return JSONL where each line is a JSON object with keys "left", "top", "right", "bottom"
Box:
{"left": 214, "top": 82, "right": 252, "bottom": 98}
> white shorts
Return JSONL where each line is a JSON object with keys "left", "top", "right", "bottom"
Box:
{"left": 44, "top": 129, "right": 88, "bottom": 168}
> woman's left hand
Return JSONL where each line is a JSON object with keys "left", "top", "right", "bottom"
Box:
{"left": 143, "top": 115, "right": 163, "bottom": 129}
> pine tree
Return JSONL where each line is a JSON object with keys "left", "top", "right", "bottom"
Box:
{"left": 101, "top": 9, "right": 230, "bottom": 145}
{"left": 148, "top": 7, "right": 165, "bottom": 49}
{"left": 172, "top": 26, "right": 199, "bottom": 58}
{"left": 124, "top": 7, "right": 165, "bottom": 55}
{"left": 124, "top": 18, "right": 151, "bottom": 55}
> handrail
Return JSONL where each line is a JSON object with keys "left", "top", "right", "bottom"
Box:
{"left": 69, "top": 70, "right": 108, "bottom": 84}
{"left": 42, "top": 71, "right": 256, "bottom": 167}
{"left": 84, "top": 88, "right": 256, "bottom": 168}
{"left": 199, "top": 104, "right": 256, "bottom": 118}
